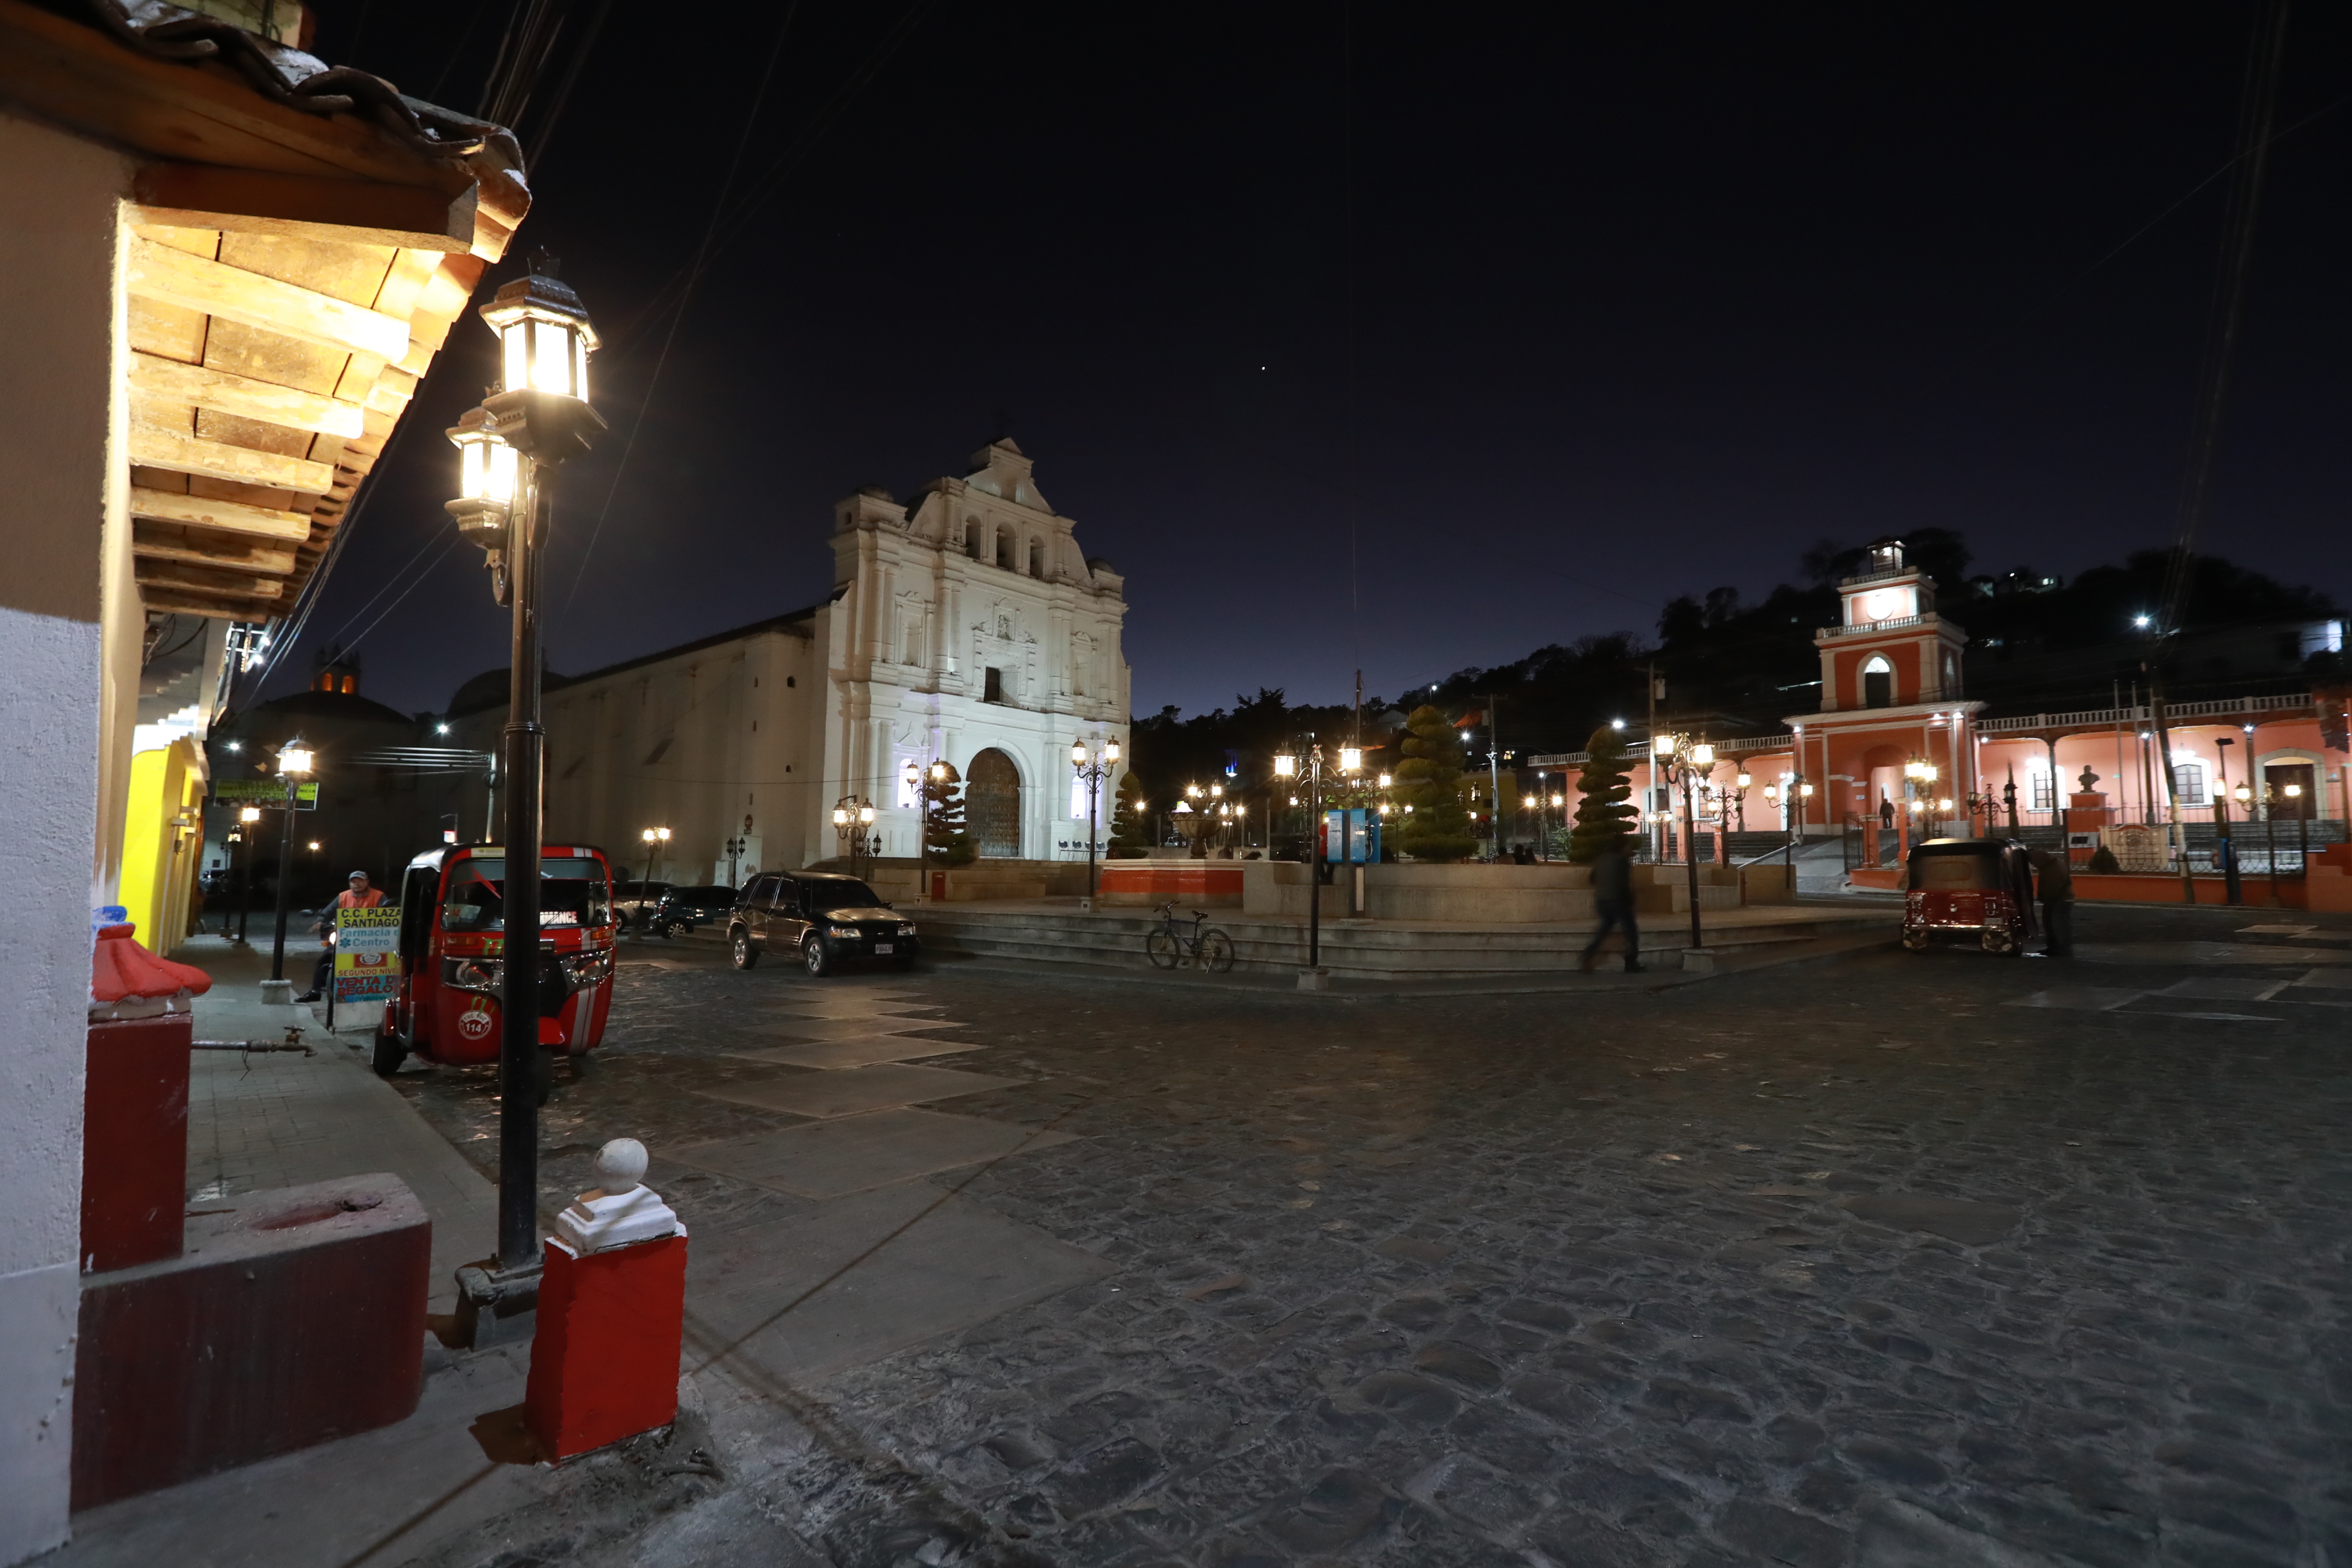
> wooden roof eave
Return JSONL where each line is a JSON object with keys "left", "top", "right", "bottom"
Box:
{"left": 0, "top": 0, "right": 535, "bottom": 622}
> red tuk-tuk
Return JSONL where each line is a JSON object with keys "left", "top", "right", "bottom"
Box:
{"left": 1901, "top": 838, "right": 2037, "bottom": 956}
{"left": 373, "top": 843, "right": 618, "bottom": 1080}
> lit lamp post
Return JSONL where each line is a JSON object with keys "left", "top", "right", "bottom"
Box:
{"left": 261, "top": 737, "right": 313, "bottom": 1000}
{"left": 833, "top": 796, "right": 877, "bottom": 881}
{"left": 1652, "top": 734, "right": 1714, "bottom": 952}
{"left": 235, "top": 804, "right": 261, "bottom": 945}
{"left": 638, "top": 827, "right": 670, "bottom": 930}
{"left": 908, "top": 760, "right": 948, "bottom": 899}
{"left": 2286, "top": 781, "right": 2308, "bottom": 876}
{"left": 1071, "top": 738, "right": 1120, "bottom": 901}
{"left": 1275, "top": 745, "right": 1327, "bottom": 988}
{"left": 444, "top": 260, "right": 604, "bottom": 1285}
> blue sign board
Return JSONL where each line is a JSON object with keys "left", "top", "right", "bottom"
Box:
{"left": 1321, "top": 810, "right": 1380, "bottom": 863}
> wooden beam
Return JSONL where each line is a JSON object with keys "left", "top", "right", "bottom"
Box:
{"left": 130, "top": 487, "right": 313, "bottom": 542}
{"left": 128, "top": 235, "right": 411, "bottom": 362}
{"left": 130, "top": 420, "right": 337, "bottom": 493}
{"left": 137, "top": 587, "right": 278, "bottom": 622}
{"left": 132, "top": 527, "right": 299, "bottom": 576}
{"left": 131, "top": 164, "right": 475, "bottom": 253}
{"left": 131, "top": 352, "right": 366, "bottom": 438}
{"left": 136, "top": 560, "right": 285, "bottom": 600}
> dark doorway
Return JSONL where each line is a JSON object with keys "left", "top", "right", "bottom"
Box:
{"left": 2264, "top": 762, "right": 2317, "bottom": 819}
{"left": 1863, "top": 665, "right": 1892, "bottom": 709}
{"left": 983, "top": 667, "right": 1004, "bottom": 703}
{"left": 968, "top": 748, "right": 1022, "bottom": 858}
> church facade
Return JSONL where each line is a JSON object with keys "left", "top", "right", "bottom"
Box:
{"left": 451, "top": 440, "right": 1131, "bottom": 883}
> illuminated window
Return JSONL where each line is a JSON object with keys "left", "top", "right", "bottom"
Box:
{"left": 2029, "top": 770, "right": 2054, "bottom": 811}
{"left": 896, "top": 766, "right": 920, "bottom": 809}
{"left": 1071, "top": 777, "right": 1089, "bottom": 819}
{"left": 2172, "top": 762, "right": 2207, "bottom": 807}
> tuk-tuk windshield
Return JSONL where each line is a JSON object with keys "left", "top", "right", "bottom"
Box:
{"left": 1911, "top": 846, "right": 2004, "bottom": 892}
{"left": 442, "top": 856, "right": 612, "bottom": 932}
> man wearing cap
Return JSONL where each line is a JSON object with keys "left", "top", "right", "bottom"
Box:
{"left": 296, "top": 870, "right": 386, "bottom": 1003}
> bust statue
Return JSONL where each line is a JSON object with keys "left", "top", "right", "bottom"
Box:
{"left": 2077, "top": 766, "right": 2101, "bottom": 794}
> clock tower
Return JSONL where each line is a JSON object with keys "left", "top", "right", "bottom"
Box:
{"left": 1816, "top": 538, "right": 1968, "bottom": 712}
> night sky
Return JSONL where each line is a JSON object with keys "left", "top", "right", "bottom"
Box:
{"left": 265, "top": 2, "right": 2351, "bottom": 723}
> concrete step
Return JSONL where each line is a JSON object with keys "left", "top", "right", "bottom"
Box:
{"left": 912, "top": 905, "right": 1893, "bottom": 981}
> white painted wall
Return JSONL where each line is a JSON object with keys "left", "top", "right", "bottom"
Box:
{"left": 0, "top": 107, "right": 131, "bottom": 1563}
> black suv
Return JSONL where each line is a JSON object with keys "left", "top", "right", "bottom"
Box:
{"left": 648, "top": 884, "right": 740, "bottom": 938}
{"left": 728, "top": 872, "right": 919, "bottom": 975}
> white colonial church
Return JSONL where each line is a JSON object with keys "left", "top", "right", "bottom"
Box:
{"left": 453, "top": 440, "right": 1130, "bottom": 883}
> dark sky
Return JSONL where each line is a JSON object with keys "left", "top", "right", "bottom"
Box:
{"left": 266, "top": 2, "right": 2351, "bottom": 722}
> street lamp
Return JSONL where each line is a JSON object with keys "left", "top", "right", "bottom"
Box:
{"left": 833, "top": 796, "right": 877, "bottom": 881}
{"left": 1071, "top": 738, "right": 1120, "bottom": 901}
{"left": 639, "top": 825, "right": 670, "bottom": 892}
{"left": 1280, "top": 744, "right": 1329, "bottom": 986}
{"left": 1651, "top": 732, "right": 1713, "bottom": 952}
{"left": 447, "top": 260, "right": 603, "bottom": 1286}
{"left": 233, "top": 804, "right": 262, "bottom": 945}
{"left": 265, "top": 737, "right": 313, "bottom": 994}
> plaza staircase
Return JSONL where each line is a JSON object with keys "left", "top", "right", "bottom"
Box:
{"left": 911, "top": 899, "right": 1894, "bottom": 984}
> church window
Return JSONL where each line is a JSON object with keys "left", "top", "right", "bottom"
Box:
{"left": 1861, "top": 655, "right": 1893, "bottom": 709}
{"left": 896, "top": 766, "right": 920, "bottom": 809}
{"left": 1071, "top": 776, "right": 1089, "bottom": 819}
{"left": 2028, "top": 770, "right": 2054, "bottom": 811}
{"left": 995, "top": 525, "right": 1015, "bottom": 570}
{"left": 2171, "top": 761, "right": 2207, "bottom": 807}
{"left": 903, "top": 623, "right": 924, "bottom": 665}
{"left": 1028, "top": 538, "right": 1044, "bottom": 578}
{"left": 984, "top": 667, "right": 1005, "bottom": 703}
{"left": 965, "top": 520, "right": 983, "bottom": 560}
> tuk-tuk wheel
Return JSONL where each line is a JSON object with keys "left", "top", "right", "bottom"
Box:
{"left": 1901, "top": 929, "right": 1931, "bottom": 952}
{"left": 371, "top": 1025, "right": 406, "bottom": 1078}
{"left": 1983, "top": 928, "right": 2015, "bottom": 955}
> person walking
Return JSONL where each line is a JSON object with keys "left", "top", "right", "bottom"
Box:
{"left": 2028, "top": 848, "right": 2075, "bottom": 957}
{"left": 296, "top": 870, "right": 385, "bottom": 1003}
{"left": 1580, "top": 834, "right": 1643, "bottom": 974}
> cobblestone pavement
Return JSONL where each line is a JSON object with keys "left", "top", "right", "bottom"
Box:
{"left": 393, "top": 901, "right": 2352, "bottom": 1567}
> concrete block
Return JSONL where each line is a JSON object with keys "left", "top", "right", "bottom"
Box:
{"left": 1297, "top": 967, "right": 1331, "bottom": 992}
{"left": 81, "top": 1014, "right": 191, "bottom": 1273}
{"left": 73, "top": 1173, "right": 429, "bottom": 1509}
{"left": 1678, "top": 948, "right": 1718, "bottom": 974}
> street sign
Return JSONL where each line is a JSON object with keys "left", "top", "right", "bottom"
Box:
{"left": 333, "top": 906, "right": 401, "bottom": 1005}
{"left": 213, "top": 779, "right": 318, "bottom": 810}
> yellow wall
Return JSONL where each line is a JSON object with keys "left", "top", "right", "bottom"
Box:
{"left": 117, "top": 736, "right": 206, "bottom": 953}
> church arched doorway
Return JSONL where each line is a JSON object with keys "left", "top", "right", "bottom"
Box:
{"left": 966, "top": 748, "right": 1023, "bottom": 858}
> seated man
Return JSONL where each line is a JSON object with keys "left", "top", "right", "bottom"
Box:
{"left": 296, "top": 870, "right": 385, "bottom": 1003}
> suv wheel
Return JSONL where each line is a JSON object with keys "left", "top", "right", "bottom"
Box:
{"left": 730, "top": 927, "right": 760, "bottom": 970}
{"left": 802, "top": 935, "right": 832, "bottom": 977}
{"left": 662, "top": 918, "right": 689, "bottom": 939}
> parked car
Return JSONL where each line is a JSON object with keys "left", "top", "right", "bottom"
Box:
{"left": 612, "top": 879, "right": 672, "bottom": 931}
{"left": 647, "top": 884, "right": 741, "bottom": 937}
{"left": 727, "top": 871, "right": 919, "bottom": 975}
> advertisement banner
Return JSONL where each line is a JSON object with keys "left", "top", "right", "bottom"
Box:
{"left": 213, "top": 779, "right": 319, "bottom": 810}
{"left": 333, "top": 906, "right": 402, "bottom": 1004}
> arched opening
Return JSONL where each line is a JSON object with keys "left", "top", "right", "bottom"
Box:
{"left": 1028, "top": 538, "right": 1044, "bottom": 578}
{"left": 965, "top": 519, "right": 983, "bottom": 560}
{"left": 995, "top": 524, "right": 1016, "bottom": 570}
{"left": 966, "top": 748, "right": 1022, "bottom": 858}
{"left": 1861, "top": 654, "right": 1894, "bottom": 709}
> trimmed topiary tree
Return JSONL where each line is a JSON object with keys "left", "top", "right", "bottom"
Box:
{"left": 1108, "top": 770, "right": 1150, "bottom": 857}
{"left": 1395, "top": 706, "right": 1478, "bottom": 862}
{"left": 1567, "top": 725, "right": 1640, "bottom": 862}
{"left": 923, "top": 766, "right": 977, "bottom": 868}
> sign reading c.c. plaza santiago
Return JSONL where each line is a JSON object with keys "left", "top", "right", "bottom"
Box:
{"left": 333, "top": 906, "right": 402, "bottom": 1004}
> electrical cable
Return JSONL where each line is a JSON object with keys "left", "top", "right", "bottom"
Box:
{"left": 318, "top": 516, "right": 458, "bottom": 650}
{"left": 343, "top": 535, "right": 470, "bottom": 654}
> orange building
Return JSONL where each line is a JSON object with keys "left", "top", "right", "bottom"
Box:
{"left": 1540, "top": 540, "right": 2349, "bottom": 868}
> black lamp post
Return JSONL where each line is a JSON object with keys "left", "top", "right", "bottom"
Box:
{"left": 264, "top": 738, "right": 313, "bottom": 994}
{"left": 1653, "top": 732, "right": 1714, "bottom": 952}
{"left": 444, "top": 260, "right": 603, "bottom": 1280}
{"left": 1071, "top": 738, "right": 1119, "bottom": 901}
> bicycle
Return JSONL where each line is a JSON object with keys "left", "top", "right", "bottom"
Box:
{"left": 1145, "top": 901, "right": 1235, "bottom": 972}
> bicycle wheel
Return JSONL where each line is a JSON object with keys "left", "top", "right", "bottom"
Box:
{"left": 1197, "top": 928, "right": 1235, "bottom": 973}
{"left": 1145, "top": 928, "right": 1180, "bottom": 969}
